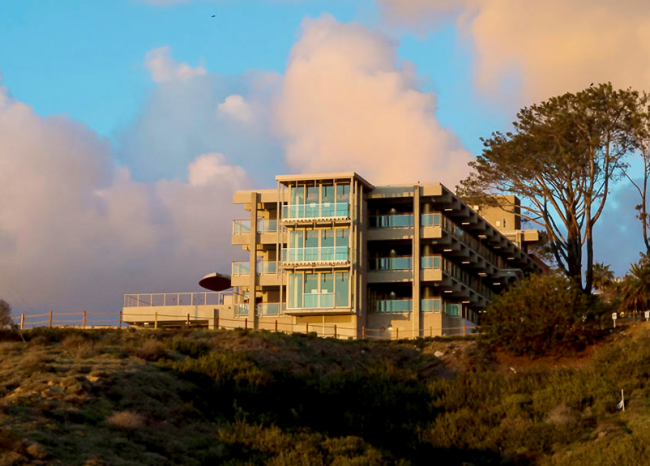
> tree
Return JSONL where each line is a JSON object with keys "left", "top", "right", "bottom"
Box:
{"left": 460, "top": 83, "right": 645, "bottom": 293}
{"left": 620, "top": 256, "right": 650, "bottom": 317}
{"left": 626, "top": 106, "right": 650, "bottom": 256}
{"left": 0, "top": 299, "right": 12, "bottom": 329}
{"left": 591, "top": 262, "right": 615, "bottom": 294}
{"left": 480, "top": 273, "right": 604, "bottom": 357}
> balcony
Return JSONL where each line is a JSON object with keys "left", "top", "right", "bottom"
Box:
{"left": 281, "top": 246, "right": 349, "bottom": 267}
{"left": 374, "top": 299, "right": 413, "bottom": 313}
{"left": 368, "top": 214, "right": 415, "bottom": 241}
{"left": 231, "top": 261, "right": 282, "bottom": 287}
{"left": 282, "top": 203, "right": 350, "bottom": 223}
{"left": 257, "top": 303, "right": 285, "bottom": 316}
{"left": 421, "top": 298, "right": 442, "bottom": 312}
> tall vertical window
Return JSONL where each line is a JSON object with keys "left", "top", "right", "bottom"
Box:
{"left": 335, "top": 271, "right": 350, "bottom": 307}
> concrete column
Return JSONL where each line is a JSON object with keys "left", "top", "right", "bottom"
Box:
{"left": 249, "top": 192, "right": 259, "bottom": 330}
{"left": 413, "top": 185, "right": 421, "bottom": 338}
{"left": 358, "top": 184, "right": 368, "bottom": 335}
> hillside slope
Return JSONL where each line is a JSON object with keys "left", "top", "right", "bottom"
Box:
{"left": 0, "top": 326, "right": 649, "bottom": 465}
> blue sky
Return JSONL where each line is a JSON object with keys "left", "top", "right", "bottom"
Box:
{"left": 0, "top": 0, "right": 493, "bottom": 154}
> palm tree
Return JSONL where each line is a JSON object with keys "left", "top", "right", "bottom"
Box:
{"left": 592, "top": 262, "right": 615, "bottom": 295}
{"left": 620, "top": 260, "right": 650, "bottom": 320}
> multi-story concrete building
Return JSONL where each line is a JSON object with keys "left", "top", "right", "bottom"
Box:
{"left": 225, "top": 172, "right": 542, "bottom": 339}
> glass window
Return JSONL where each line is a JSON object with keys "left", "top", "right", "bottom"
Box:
{"left": 306, "top": 230, "right": 319, "bottom": 248}
{"left": 307, "top": 186, "right": 319, "bottom": 204}
{"left": 291, "top": 185, "right": 304, "bottom": 205}
{"left": 305, "top": 273, "right": 318, "bottom": 294}
{"left": 288, "top": 273, "right": 303, "bottom": 308}
{"left": 335, "top": 229, "right": 349, "bottom": 247}
{"left": 335, "top": 272, "right": 349, "bottom": 307}
{"left": 321, "top": 229, "right": 334, "bottom": 247}
{"left": 323, "top": 185, "right": 334, "bottom": 203}
{"left": 336, "top": 184, "right": 350, "bottom": 203}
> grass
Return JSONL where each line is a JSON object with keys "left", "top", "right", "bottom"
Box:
{"left": 1, "top": 326, "right": 650, "bottom": 464}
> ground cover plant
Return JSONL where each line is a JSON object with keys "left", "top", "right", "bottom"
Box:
{"left": 1, "top": 325, "right": 650, "bottom": 465}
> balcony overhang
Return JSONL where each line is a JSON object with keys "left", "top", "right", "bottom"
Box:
{"left": 281, "top": 260, "right": 351, "bottom": 269}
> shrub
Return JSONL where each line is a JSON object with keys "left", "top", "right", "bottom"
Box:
{"left": 480, "top": 273, "right": 605, "bottom": 356}
{"left": 106, "top": 411, "right": 145, "bottom": 430}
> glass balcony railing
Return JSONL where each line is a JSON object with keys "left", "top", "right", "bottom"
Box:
{"left": 234, "top": 304, "right": 249, "bottom": 316}
{"left": 421, "top": 213, "right": 441, "bottom": 226}
{"left": 232, "top": 261, "right": 250, "bottom": 276}
{"left": 445, "top": 302, "right": 461, "bottom": 317}
{"left": 375, "top": 299, "right": 413, "bottom": 313}
{"left": 282, "top": 247, "right": 349, "bottom": 262}
{"left": 303, "top": 293, "right": 335, "bottom": 308}
{"left": 370, "top": 257, "right": 413, "bottom": 270}
{"left": 233, "top": 219, "right": 278, "bottom": 234}
{"left": 282, "top": 203, "right": 350, "bottom": 220}
{"left": 370, "top": 214, "right": 414, "bottom": 228}
{"left": 421, "top": 298, "right": 442, "bottom": 312}
{"left": 259, "top": 261, "right": 277, "bottom": 274}
{"left": 233, "top": 220, "right": 251, "bottom": 234}
{"left": 256, "top": 303, "right": 285, "bottom": 316}
{"left": 258, "top": 219, "right": 278, "bottom": 233}
{"left": 421, "top": 256, "right": 442, "bottom": 269}
{"left": 232, "top": 261, "right": 278, "bottom": 276}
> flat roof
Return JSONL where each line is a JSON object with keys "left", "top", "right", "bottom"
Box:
{"left": 275, "top": 172, "right": 374, "bottom": 190}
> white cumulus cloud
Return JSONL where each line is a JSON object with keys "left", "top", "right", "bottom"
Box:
{"left": 144, "top": 46, "right": 207, "bottom": 83}
{"left": 275, "top": 14, "right": 472, "bottom": 186}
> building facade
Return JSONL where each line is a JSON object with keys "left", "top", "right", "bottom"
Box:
{"left": 227, "top": 172, "right": 541, "bottom": 339}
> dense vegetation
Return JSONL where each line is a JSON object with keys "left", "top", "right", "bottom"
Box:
{"left": 1, "top": 326, "right": 650, "bottom": 465}
{"left": 480, "top": 273, "right": 608, "bottom": 356}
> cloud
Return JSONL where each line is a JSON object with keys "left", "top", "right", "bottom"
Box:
{"left": 116, "top": 47, "right": 284, "bottom": 184}
{"left": 144, "top": 46, "right": 207, "bottom": 83}
{"left": 275, "top": 14, "right": 472, "bottom": 186}
{"left": 217, "top": 95, "right": 253, "bottom": 123}
{"left": 0, "top": 79, "right": 249, "bottom": 313}
{"left": 377, "top": 0, "right": 650, "bottom": 105}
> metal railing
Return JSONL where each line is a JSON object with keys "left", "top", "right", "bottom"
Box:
{"left": 370, "top": 214, "right": 414, "bottom": 228}
{"left": 282, "top": 246, "right": 349, "bottom": 262}
{"left": 421, "top": 213, "right": 442, "bottom": 226}
{"left": 123, "top": 292, "right": 228, "bottom": 308}
{"left": 282, "top": 203, "right": 350, "bottom": 220}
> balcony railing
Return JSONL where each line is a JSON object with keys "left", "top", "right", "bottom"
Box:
{"left": 282, "top": 203, "right": 350, "bottom": 220}
{"left": 421, "top": 213, "right": 442, "bottom": 226}
{"left": 257, "top": 303, "right": 285, "bottom": 316}
{"left": 370, "top": 256, "right": 413, "bottom": 271}
{"left": 374, "top": 299, "right": 413, "bottom": 313}
{"left": 421, "top": 298, "right": 442, "bottom": 312}
{"left": 370, "top": 214, "right": 414, "bottom": 228}
{"left": 233, "top": 219, "right": 278, "bottom": 234}
{"left": 421, "top": 255, "right": 442, "bottom": 269}
{"left": 303, "top": 293, "right": 335, "bottom": 308}
{"left": 282, "top": 247, "right": 349, "bottom": 263}
{"left": 123, "top": 292, "right": 228, "bottom": 307}
{"left": 258, "top": 219, "right": 277, "bottom": 233}
{"left": 233, "top": 220, "right": 251, "bottom": 234}
{"left": 234, "top": 304, "right": 249, "bottom": 316}
{"left": 232, "top": 261, "right": 278, "bottom": 276}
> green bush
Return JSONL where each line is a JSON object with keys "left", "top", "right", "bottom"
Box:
{"left": 480, "top": 273, "right": 605, "bottom": 356}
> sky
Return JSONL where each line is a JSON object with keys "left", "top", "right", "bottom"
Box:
{"left": 1, "top": 0, "right": 649, "bottom": 314}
